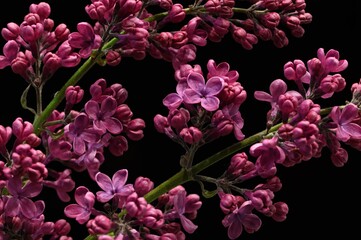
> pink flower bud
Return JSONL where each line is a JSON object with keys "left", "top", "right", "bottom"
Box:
{"left": 106, "top": 50, "right": 121, "bottom": 66}
{"left": 180, "top": 127, "right": 202, "bottom": 144}
{"left": 65, "top": 86, "right": 84, "bottom": 105}
{"left": 87, "top": 215, "right": 113, "bottom": 235}
{"left": 135, "top": 176, "right": 154, "bottom": 196}
{"left": 54, "top": 219, "right": 71, "bottom": 236}
{"left": 272, "top": 202, "right": 289, "bottom": 222}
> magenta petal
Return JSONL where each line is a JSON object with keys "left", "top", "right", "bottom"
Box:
{"left": 339, "top": 104, "right": 358, "bottom": 124}
{"left": 228, "top": 221, "right": 243, "bottom": 240}
{"left": 96, "top": 191, "right": 113, "bottom": 202}
{"left": 103, "top": 118, "right": 123, "bottom": 134}
{"left": 242, "top": 214, "right": 262, "bottom": 231}
{"left": 73, "top": 136, "right": 86, "bottom": 154}
{"left": 269, "top": 79, "right": 287, "bottom": 99}
{"left": 4, "top": 198, "right": 20, "bottom": 216}
{"left": 113, "top": 169, "right": 128, "bottom": 190}
{"left": 77, "top": 22, "right": 94, "bottom": 39}
{"left": 341, "top": 124, "right": 361, "bottom": 139}
{"left": 100, "top": 97, "right": 117, "bottom": 117}
{"left": 205, "top": 76, "right": 224, "bottom": 95}
{"left": 201, "top": 96, "right": 220, "bottom": 111}
{"left": 117, "top": 184, "right": 134, "bottom": 196}
{"left": 183, "top": 89, "right": 201, "bottom": 104}
{"left": 20, "top": 197, "right": 39, "bottom": 218}
{"left": 254, "top": 91, "right": 272, "bottom": 102}
{"left": 95, "top": 172, "right": 113, "bottom": 192}
{"left": 187, "top": 72, "right": 206, "bottom": 92}
{"left": 64, "top": 204, "right": 84, "bottom": 218}
{"left": 22, "top": 182, "right": 43, "bottom": 197}
{"left": 74, "top": 187, "right": 92, "bottom": 206}
{"left": 85, "top": 100, "right": 100, "bottom": 119}
{"left": 163, "top": 93, "right": 183, "bottom": 110}
{"left": 179, "top": 215, "right": 198, "bottom": 234}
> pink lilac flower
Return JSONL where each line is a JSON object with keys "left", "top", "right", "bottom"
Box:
{"left": 95, "top": 169, "right": 134, "bottom": 203}
{"left": 254, "top": 79, "right": 287, "bottom": 106}
{"left": 250, "top": 137, "right": 285, "bottom": 178}
{"left": 64, "top": 186, "right": 96, "bottom": 224}
{"left": 162, "top": 81, "right": 188, "bottom": 110}
{"left": 64, "top": 113, "right": 101, "bottom": 155}
{"left": 329, "top": 103, "right": 361, "bottom": 142}
{"left": 222, "top": 200, "right": 262, "bottom": 239}
{"left": 206, "top": 59, "right": 239, "bottom": 83}
{"left": 172, "top": 189, "right": 198, "bottom": 234}
{"left": 5, "top": 176, "right": 42, "bottom": 217}
{"left": 85, "top": 96, "right": 123, "bottom": 135}
{"left": 68, "top": 22, "right": 102, "bottom": 58}
{"left": 182, "top": 72, "right": 225, "bottom": 111}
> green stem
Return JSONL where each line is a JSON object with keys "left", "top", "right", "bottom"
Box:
{"left": 33, "top": 57, "right": 96, "bottom": 134}
{"left": 143, "top": 105, "right": 338, "bottom": 203}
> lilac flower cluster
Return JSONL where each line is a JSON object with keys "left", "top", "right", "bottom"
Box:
{"left": 0, "top": 0, "right": 358, "bottom": 239}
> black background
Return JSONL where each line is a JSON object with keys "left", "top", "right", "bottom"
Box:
{"left": 1, "top": 0, "right": 360, "bottom": 239}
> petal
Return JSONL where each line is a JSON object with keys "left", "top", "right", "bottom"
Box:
{"left": 187, "top": 72, "right": 205, "bottom": 92}
{"left": 96, "top": 191, "right": 114, "bottom": 202}
{"left": 201, "top": 96, "right": 220, "bottom": 111}
{"left": 339, "top": 104, "right": 358, "bottom": 124}
{"left": 179, "top": 215, "right": 198, "bottom": 234}
{"left": 100, "top": 97, "right": 117, "bottom": 117}
{"left": 85, "top": 100, "right": 100, "bottom": 120}
{"left": 204, "top": 76, "right": 224, "bottom": 95}
{"left": 73, "top": 136, "right": 86, "bottom": 155}
{"left": 95, "top": 172, "right": 113, "bottom": 192}
{"left": 22, "top": 181, "right": 43, "bottom": 197}
{"left": 64, "top": 204, "right": 84, "bottom": 218}
{"left": 20, "top": 197, "right": 38, "bottom": 218}
{"left": 183, "top": 89, "right": 201, "bottom": 104}
{"left": 174, "top": 190, "right": 186, "bottom": 214}
{"left": 228, "top": 220, "right": 243, "bottom": 239}
{"left": 254, "top": 91, "right": 272, "bottom": 102}
{"left": 103, "top": 118, "right": 123, "bottom": 134}
{"left": 163, "top": 93, "right": 183, "bottom": 110}
{"left": 242, "top": 214, "right": 262, "bottom": 232}
{"left": 341, "top": 124, "right": 361, "bottom": 139}
{"left": 113, "top": 169, "right": 128, "bottom": 191}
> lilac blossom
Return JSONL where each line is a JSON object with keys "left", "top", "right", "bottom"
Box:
{"left": 329, "top": 103, "right": 361, "bottom": 142}
{"left": 64, "top": 186, "right": 96, "bottom": 224}
{"left": 250, "top": 137, "right": 285, "bottom": 178}
{"left": 182, "top": 72, "right": 225, "bottom": 111}
{"left": 254, "top": 79, "right": 287, "bottom": 106}
{"left": 95, "top": 169, "right": 134, "bottom": 203}
{"left": 172, "top": 190, "right": 198, "bottom": 234}
{"left": 5, "top": 176, "right": 42, "bottom": 217}
{"left": 85, "top": 96, "right": 123, "bottom": 134}
{"left": 222, "top": 200, "right": 262, "bottom": 239}
{"left": 64, "top": 113, "right": 101, "bottom": 155}
{"left": 163, "top": 81, "right": 188, "bottom": 110}
{"left": 68, "top": 22, "right": 102, "bottom": 58}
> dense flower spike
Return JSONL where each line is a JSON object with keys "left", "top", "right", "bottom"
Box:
{"left": 0, "top": 1, "right": 359, "bottom": 239}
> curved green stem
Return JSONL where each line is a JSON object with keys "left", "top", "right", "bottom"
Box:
{"left": 32, "top": 57, "right": 97, "bottom": 134}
